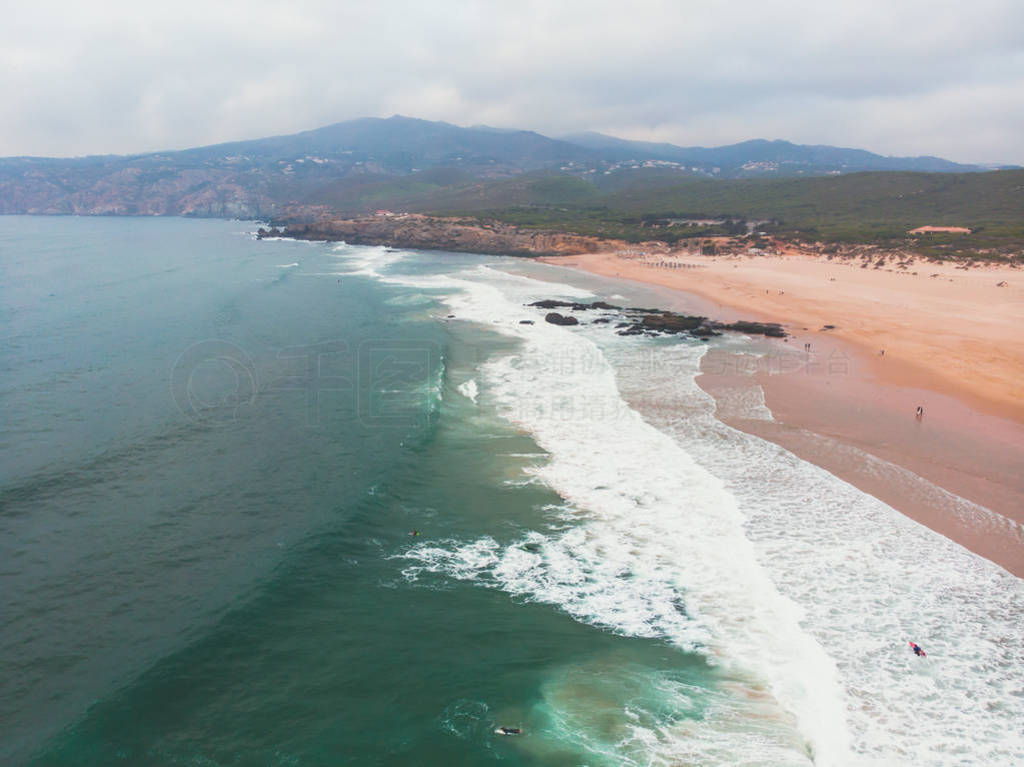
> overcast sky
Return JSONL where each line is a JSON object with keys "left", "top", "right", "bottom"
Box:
{"left": 2, "top": 0, "right": 1022, "bottom": 163}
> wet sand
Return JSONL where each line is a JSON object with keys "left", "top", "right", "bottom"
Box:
{"left": 540, "top": 250, "right": 1024, "bottom": 576}
{"left": 700, "top": 337, "right": 1024, "bottom": 576}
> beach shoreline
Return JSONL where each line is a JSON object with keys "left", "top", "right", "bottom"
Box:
{"left": 542, "top": 249, "right": 1024, "bottom": 420}
{"left": 539, "top": 249, "right": 1024, "bottom": 576}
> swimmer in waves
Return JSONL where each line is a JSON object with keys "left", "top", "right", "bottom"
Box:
{"left": 495, "top": 726, "right": 522, "bottom": 736}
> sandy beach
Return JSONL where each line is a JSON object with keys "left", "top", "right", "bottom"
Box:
{"left": 541, "top": 248, "right": 1024, "bottom": 576}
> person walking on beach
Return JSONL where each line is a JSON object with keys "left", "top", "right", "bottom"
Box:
{"left": 915, "top": 406, "right": 923, "bottom": 418}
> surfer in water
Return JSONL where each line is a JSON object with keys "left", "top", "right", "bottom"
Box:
{"left": 497, "top": 726, "right": 522, "bottom": 736}
{"left": 910, "top": 641, "right": 926, "bottom": 657}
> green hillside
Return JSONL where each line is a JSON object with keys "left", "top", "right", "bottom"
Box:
{"left": 597, "top": 170, "right": 1024, "bottom": 232}
{"left": 398, "top": 168, "right": 1024, "bottom": 259}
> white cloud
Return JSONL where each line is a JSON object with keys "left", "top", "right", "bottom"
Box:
{"left": 0, "top": 0, "right": 1021, "bottom": 163}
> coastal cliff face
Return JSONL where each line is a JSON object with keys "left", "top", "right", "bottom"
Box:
{"left": 0, "top": 162, "right": 273, "bottom": 217}
{"left": 273, "top": 214, "right": 621, "bottom": 257}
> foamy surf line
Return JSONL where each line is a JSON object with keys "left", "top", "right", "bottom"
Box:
{"left": 329, "top": 242, "right": 410, "bottom": 276}
{"left": 591, "top": 312, "right": 1024, "bottom": 764}
{"left": 379, "top": 263, "right": 842, "bottom": 764}
{"left": 359, "top": 252, "right": 1024, "bottom": 765}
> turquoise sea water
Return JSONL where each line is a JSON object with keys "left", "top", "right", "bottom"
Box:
{"left": 1, "top": 217, "right": 1022, "bottom": 766}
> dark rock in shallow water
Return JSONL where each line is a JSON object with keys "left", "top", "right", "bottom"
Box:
{"left": 544, "top": 312, "right": 579, "bottom": 326}
{"left": 532, "top": 297, "right": 788, "bottom": 339}
{"left": 530, "top": 299, "right": 576, "bottom": 309}
{"left": 724, "top": 320, "right": 786, "bottom": 337}
{"left": 641, "top": 313, "right": 706, "bottom": 333}
{"left": 529, "top": 299, "right": 622, "bottom": 312}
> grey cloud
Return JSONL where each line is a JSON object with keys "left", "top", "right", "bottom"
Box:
{"left": 1, "top": 0, "right": 1021, "bottom": 163}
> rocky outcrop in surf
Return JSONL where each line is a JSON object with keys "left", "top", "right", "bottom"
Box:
{"left": 544, "top": 312, "right": 579, "bottom": 326}
{"left": 527, "top": 299, "right": 786, "bottom": 339}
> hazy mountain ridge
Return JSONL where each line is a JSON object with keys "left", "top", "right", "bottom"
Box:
{"left": 560, "top": 132, "right": 990, "bottom": 174}
{"left": 0, "top": 115, "right": 1012, "bottom": 218}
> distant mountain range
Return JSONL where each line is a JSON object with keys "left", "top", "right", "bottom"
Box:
{"left": 0, "top": 115, "right": 1015, "bottom": 218}
{"left": 559, "top": 132, "right": 993, "bottom": 174}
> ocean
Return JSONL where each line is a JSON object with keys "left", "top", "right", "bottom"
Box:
{"left": 1, "top": 216, "right": 1021, "bottom": 766}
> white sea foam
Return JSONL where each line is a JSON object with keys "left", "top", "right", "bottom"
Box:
{"left": 525, "top": 659, "right": 813, "bottom": 766}
{"left": 329, "top": 243, "right": 408, "bottom": 276}
{"left": 601, "top": 333, "right": 1024, "bottom": 765}
{"left": 369, "top": 252, "right": 1024, "bottom": 765}
{"left": 390, "top": 265, "right": 844, "bottom": 764}
{"left": 276, "top": 262, "right": 299, "bottom": 268}
{"left": 457, "top": 379, "right": 479, "bottom": 404}
{"left": 256, "top": 236, "right": 320, "bottom": 244}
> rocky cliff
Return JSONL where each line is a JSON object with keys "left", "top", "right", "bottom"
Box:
{"left": 269, "top": 214, "right": 623, "bottom": 257}
{"left": 0, "top": 160, "right": 274, "bottom": 217}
